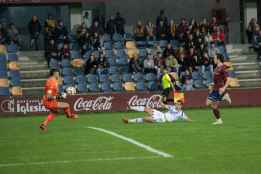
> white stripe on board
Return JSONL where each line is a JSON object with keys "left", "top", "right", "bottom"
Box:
{"left": 87, "top": 127, "right": 173, "bottom": 158}
{"left": 0, "top": 156, "right": 160, "bottom": 168}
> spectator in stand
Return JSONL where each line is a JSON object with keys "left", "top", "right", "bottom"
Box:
{"left": 144, "top": 53, "right": 156, "bottom": 74}
{"left": 54, "top": 20, "right": 68, "bottom": 39}
{"left": 91, "top": 21, "right": 104, "bottom": 35}
{"left": 156, "top": 10, "right": 168, "bottom": 29}
{"left": 163, "top": 43, "right": 175, "bottom": 58}
{"left": 189, "top": 18, "right": 199, "bottom": 34}
{"left": 46, "top": 38, "right": 58, "bottom": 66}
{"left": 185, "top": 33, "right": 195, "bottom": 50}
{"left": 151, "top": 43, "right": 163, "bottom": 57}
{"left": 201, "top": 52, "right": 213, "bottom": 76}
{"left": 92, "top": 32, "right": 101, "bottom": 50}
{"left": 200, "top": 18, "right": 209, "bottom": 35}
{"left": 209, "top": 16, "right": 218, "bottom": 34}
{"left": 83, "top": 11, "right": 92, "bottom": 29}
{"left": 180, "top": 69, "right": 194, "bottom": 91}
{"left": 7, "top": 23, "right": 20, "bottom": 46}
{"left": 134, "top": 20, "right": 146, "bottom": 41}
{"left": 246, "top": 18, "right": 257, "bottom": 44}
{"left": 61, "top": 43, "right": 70, "bottom": 59}
{"left": 177, "top": 18, "right": 188, "bottom": 42}
{"left": 253, "top": 30, "right": 261, "bottom": 60}
{"left": 156, "top": 20, "right": 168, "bottom": 40}
{"left": 145, "top": 21, "right": 155, "bottom": 41}
{"left": 168, "top": 19, "right": 177, "bottom": 40}
{"left": 129, "top": 55, "right": 142, "bottom": 73}
{"left": 28, "top": 16, "right": 42, "bottom": 50}
{"left": 106, "top": 16, "right": 115, "bottom": 37}
{"left": 85, "top": 53, "right": 99, "bottom": 74}
{"left": 212, "top": 27, "right": 225, "bottom": 46}
{"left": 114, "top": 12, "right": 125, "bottom": 35}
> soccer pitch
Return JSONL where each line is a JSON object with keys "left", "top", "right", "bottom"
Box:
{"left": 0, "top": 107, "right": 261, "bottom": 174}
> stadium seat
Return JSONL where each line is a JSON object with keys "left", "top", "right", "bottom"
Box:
{"left": 136, "top": 81, "right": 146, "bottom": 91}
{"left": 93, "top": 51, "right": 100, "bottom": 58}
{"left": 133, "top": 72, "right": 144, "bottom": 81}
{"left": 114, "top": 41, "right": 124, "bottom": 49}
{"left": 99, "top": 74, "right": 109, "bottom": 82}
{"left": 0, "top": 70, "right": 7, "bottom": 78}
{"left": 97, "top": 68, "right": 108, "bottom": 75}
{"left": 113, "top": 33, "right": 123, "bottom": 42}
{"left": 0, "top": 55, "right": 6, "bottom": 62}
{"left": 107, "top": 58, "right": 117, "bottom": 66}
{"left": 108, "top": 66, "right": 118, "bottom": 74}
{"left": 86, "top": 74, "right": 98, "bottom": 83}
{"left": 77, "top": 83, "right": 87, "bottom": 93}
{"left": 159, "top": 40, "right": 168, "bottom": 48}
{"left": 136, "top": 41, "right": 147, "bottom": 48}
{"left": 116, "top": 57, "right": 128, "bottom": 66}
{"left": 0, "top": 61, "right": 7, "bottom": 72}
{"left": 100, "top": 82, "right": 112, "bottom": 92}
{"left": 61, "top": 59, "right": 71, "bottom": 68}
{"left": 75, "top": 75, "right": 86, "bottom": 84}
{"left": 110, "top": 74, "right": 122, "bottom": 82}
{"left": 62, "top": 68, "right": 73, "bottom": 76}
{"left": 87, "top": 83, "right": 99, "bottom": 92}
{"left": 73, "top": 68, "right": 84, "bottom": 76}
{"left": 0, "top": 87, "right": 10, "bottom": 96}
{"left": 7, "top": 44, "right": 18, "bottom": 53}
{"left": 105, "top": 50, "right": 113, "bottom": 58}
{"left": 63, "top": 76, "right": 74, "bottom": 85}
{"left": 122, "top": 73, "right": 132, "bottom": 82}
{"left": 120, "top": 65, "right": 129, "bottom": 73}
{"left": 103, "top": 41, "right": 112, "bottom": 50}
{"left": 147, "top": 41, "right": 156, "bottom": 48}
{"left": 7, "top": 53, "right": 18, "bottom": 61}
{"left": 115, "top": 49, "right": 126, "bottom": 58}
{"left": 145, "top": 73, "right": 157, "bottom": 81}
{"left": 83, "top": 50, "right": 92, "bottom": 60}
{"left": 9, "top": 70, "right": 21, "bottom": 86}
{"left": 70, "top": 50, "right": 81, "bottom": 59}
{"left": 110, "top": 82, "right": 123, "bottom": 91}
{"left": 138, "top": 48, "right": 147, "bottom": 58}
{"left": 147, "top": 81, "right": 158, "bottom": 91}
{"left": 102, "top": 34, "right": 111, "bottom": 42}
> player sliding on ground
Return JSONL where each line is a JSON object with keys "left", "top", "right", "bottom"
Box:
{"left": 122, "top": 100, "right": 192, "bottom": 124}
{"left": 40, "top": 69, "right": 78, "bottom": 131}
{"left": 206, "top": 54, "right": 232, "bottom": 125}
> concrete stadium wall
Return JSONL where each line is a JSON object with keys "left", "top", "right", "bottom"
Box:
{"left": 0, "top": 88, "right": 261, "bottom": 116}
{"left": 105, "top": 0, "right": 241, "bottom": 43}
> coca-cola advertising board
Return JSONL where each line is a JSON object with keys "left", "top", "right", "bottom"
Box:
{"left": 1, "top": 88, "right": 261, "bottom": 116}
{"left": 0, "top": 92, "right": 162, "bottom": 116}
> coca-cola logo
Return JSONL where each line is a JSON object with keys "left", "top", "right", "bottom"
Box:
{"left": 128, "top": 95, "right": 162, "bottom": 108}
{"left": 74, "top": 96, "right": 113, "bottom": 112}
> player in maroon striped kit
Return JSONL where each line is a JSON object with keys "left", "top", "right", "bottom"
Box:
{"left": 206, "top": 54, "right": 231, "bottom": 125}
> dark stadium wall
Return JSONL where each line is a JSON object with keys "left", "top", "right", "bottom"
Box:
{"left": 105, "top": 0, "right": 241, "bottom": 43}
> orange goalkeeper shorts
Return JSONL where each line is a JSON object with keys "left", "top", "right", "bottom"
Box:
{"left": 43, "top": 98, "right": 59, "bottom": 111}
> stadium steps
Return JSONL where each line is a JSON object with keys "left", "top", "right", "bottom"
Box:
{"left": 228, "top": 44, "right": 261, "bottom": 88}
{"left": 18, "top": 51, "right": 48, "bottom": 95}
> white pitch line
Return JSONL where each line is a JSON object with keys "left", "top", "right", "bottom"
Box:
{"left": 0, "top": 156, "right": 160, "bottom": 168}
{"left": 87, "top": 127, "right": 173, "bottom": 158}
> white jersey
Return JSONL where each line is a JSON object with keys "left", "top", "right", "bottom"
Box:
{"left": 151, "top": 105, "right": 188, "bottom": 123}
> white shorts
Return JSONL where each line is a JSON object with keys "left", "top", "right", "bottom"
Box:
{"left": 151, "top": 110, "right": 166, "bottom": 123}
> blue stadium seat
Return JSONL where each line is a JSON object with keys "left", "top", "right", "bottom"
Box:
{"left": 97, "top": 68, "right": 108, "bottom": 75}
{"left": 145, "top": 73, "right": 157, "bottom": 81}
{"left": 86, "top": 74, "right": 98, "bottom": 83}
{"left": 105, "top": 50, "right": 113, "bottom": 58}
{"left": 61, "top": 59, "right": 71, "bottom": 68}
{"left": 110, "top": 74, "right": 122, "bottom": 82}
{"left": 102, "top": 34, "right": 111, "bottom": 42}
{"left": 0, "top": 70, "right": 7, "bottom": 78}
{"left": 139, "top": 48, "right": 147, "bottom": 58}
{"left": 0, "top": 87, "right": 10, "bottom": 96}
{"left": 122, "top": 73, "right": 132, "bottom": 82}
{"left": 63, "top": 76, "right": 74, "bottom": 85}
{"left": 70, "top": 50, "right": 81, "bottom": 59}
{"left": 87, "top": 83, "right": 99, "bottom": 92}
{"left": 99, "top": 74, "right": 109, "bottom": 82}
{"left": 107, "top": 58, "right": 117, "bottom": 66}
{"left": 110, "top": 82, "right": 123, "bottom": 91}
{"left": 108, "top": 66, "right": 118, "bottom": 74}
{"left": 114, "top": 41, "right": 124, "bottom": 49}
{"left": 136, "top": 81, "right": 146, "bottom": 91}
{"left": 7, "top": 53, "right": 18, "bottom": 61}
{"left": 0, "top": 55, "right": 6, "bottom": 62}
{"left": 116, "top": 57, "right": 128, "bottom": 66}
{"left": 133, "top": 72, "right": 144, "bottom": 81}
{"left": 9, "top": 70, "right": 21, "bottom": 86}
{"left": 147, "top": 41, "right": 156, "bottom": 48}
{"left": 159, "top": 40, "right": 168, "bottom": 48}
{"left": 136, "top": 41, "right": 147, "bottom": 48}
{"left": 77, "top": 83, "right": 87, "bottom": 93}
{"left": 103, "top": 41, "right": 112, "bottom": 50}
{"left": 115, "top": 49, "right": 125, "bottom": 58}
{"left": 0, "top": 61, "right": 7, "bottom": 72}
{"left": 120, "top": 65, "right": 129, "bottom": 73}
{"left": 7, "top": 44, "right": 18, "bottom": 53}
{"left": 75, "top": 75, "right": 86, "bottom": 84}
{"left": 83, "top": 50, "right": 92, "bottom": 61}
{"left": 113, "top": 33, "right": 123, "bottom": 42}
{"left": 100, "top": 82, "right": 112, "bottom": 92}
{"left": 73, "top": 68, "right": 84, "bottom": 76}
{"left": 62, "top": 68, "right": 73, "bottom": 76}
{"left": 147, "top": 81, "right": 158, "bottom": 91}
{"left": 93, "top": 51, "right": 100, "bottom": 58}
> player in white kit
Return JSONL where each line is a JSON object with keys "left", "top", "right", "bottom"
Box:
{"left": 122, "top": 100, "right": 192, "bottom": 124}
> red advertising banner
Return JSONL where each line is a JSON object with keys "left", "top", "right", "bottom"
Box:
{"left": 0, "top": 88, "right": 261, "bottom": 116}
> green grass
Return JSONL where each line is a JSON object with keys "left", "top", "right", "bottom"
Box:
{"left": 0, "top": 107, "right": 261, "bottom": 174}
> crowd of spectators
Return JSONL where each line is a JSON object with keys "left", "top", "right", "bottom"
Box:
{"left": 0, "top": 21, "right": 20, "bottom": 46}
{"left": 247, "top": 17, "right": 261, "bottom": 60}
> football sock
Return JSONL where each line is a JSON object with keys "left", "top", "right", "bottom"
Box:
{"left": 129, "top": 106, "right": 145, "bottom": 112}
{"left": 64, "top": 107, "right": 73, "bottom": 117}
{"left": 212, "top": 108, "right": 221, "bottom": 119}
{"left": 128, "top": 118, "right": 144, "bottom": 123}
{"left": 43, "top": 113, "right": 55, "bottom": 125}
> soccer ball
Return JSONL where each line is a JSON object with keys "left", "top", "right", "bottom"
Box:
{"left": 66, "top": 86, "right": 77, "bottom": 95}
